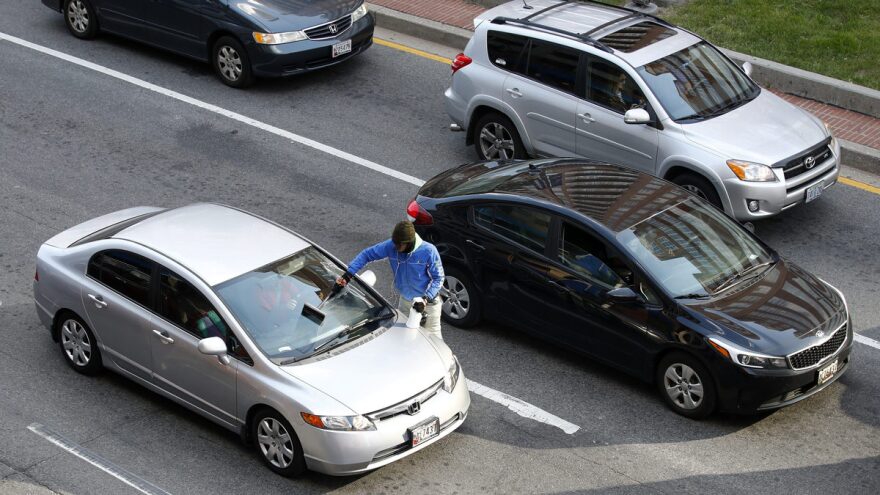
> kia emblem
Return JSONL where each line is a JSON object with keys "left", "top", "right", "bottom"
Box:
{"left": 816, "top": 329, "right": 825, "bottom": 338}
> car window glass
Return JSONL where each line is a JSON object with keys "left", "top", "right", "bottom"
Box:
{"left": 525, "top": 39, "right": 579, "bottom": 94}
{"left": 87, "top": 250, "right": 153, "bottom": 307}
{"left": 588, "top": 59, "right": 647, "bottom": 113}
{"left": 474, "top": 205, "right": 550, "bottom": 253}
{"left": 487, "top": 31, "right": 528, "bottom": 73}
{"left": 559, "top": 223, "right": 622, "bottom": 288}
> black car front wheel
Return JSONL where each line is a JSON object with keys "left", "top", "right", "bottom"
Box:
{"left": 213, "top": 36, "right": 255, "bottom": 88}
{"left": 657, "top": 352, "right": 716, "bottom": 419}
{"left": 64, "top": 0, "right": 98, "bottom": 39}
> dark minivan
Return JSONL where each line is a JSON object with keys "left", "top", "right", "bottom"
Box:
{"left": 408, "top": 158, "right": 852, "bottom": 418}
{"left": 43, "top": 0, "right": 374, "bottom": 87}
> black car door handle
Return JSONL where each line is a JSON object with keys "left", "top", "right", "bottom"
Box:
{"left": 466, "top": 239, "right": 486, "bottom": 251}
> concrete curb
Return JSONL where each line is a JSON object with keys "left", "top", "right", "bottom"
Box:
{"left": 368, "top": 4, "right": 472, "bottom": 50}
{"left": 840, "top": 139, "right": 880, "bottom": 176}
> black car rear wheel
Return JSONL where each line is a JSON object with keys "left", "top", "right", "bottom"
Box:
{"left": 64, "top": 0, "right": 98, "bottom": 39}
{"left": 473, "top": 112, "right": 526, "bottom": 161}
{"left": 213, "top": 36, "right": 255, "bottom": 88}
{"left": 657, "top": 352, "right": 716, "bottom": 419}
{"left": 440, "top": 266, "right": 481, "bottom": 328}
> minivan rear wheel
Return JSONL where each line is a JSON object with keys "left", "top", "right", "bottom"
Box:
{"left": 473, "top": 112, "right": 526, "bottom": 161}
{"left": 656, "top": 352, "right": 716, "bottom": 419}
{"left": 672, "top": 173, "right": 722, "bottom": 209}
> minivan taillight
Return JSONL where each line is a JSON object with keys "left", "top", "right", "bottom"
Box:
{"left": 451, "top": 53, "right": 472, "bottom": 74}
{"left": 34, "top": 269, "right": 39, "bottom": 282}
{"left": 406, "top": 199, "right": 433, "bottom": 225}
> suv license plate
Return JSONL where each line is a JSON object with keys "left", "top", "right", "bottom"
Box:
{"left": 332, "top": 40, "right": 352, "bottom": 58}
{"left": 818, "top": 358, "right": 839, "bottom": 385}
{"left": 409, "top": 417, "right": 439, "bottom": 447}
{"left": 805, "top": 183, "right": 823, "bottom": 203}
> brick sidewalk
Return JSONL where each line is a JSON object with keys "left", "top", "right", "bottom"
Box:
{"left": 370, "top": 0, "right": 880, "bottom": 151}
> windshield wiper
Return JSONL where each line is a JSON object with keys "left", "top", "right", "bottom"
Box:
{"left": 673, "top": 293, "right": 711, "bottom": 300}
{"left": 713, "top": 260, "right": 776, "bottom": 294}
{"left": 311, "top": 313, "right": 394, "bottom": 355}
{"left": 676, "top": 113, "right": 707, "bottom": 122}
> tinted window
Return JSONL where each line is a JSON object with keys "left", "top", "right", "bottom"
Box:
{"left": 474, "top": 205, "right": 550, "bottom": 253}
{"left": 588, "top": 59, "right": 647, "bottom": 113}
{"left": 525, "top": 40, "right": 579, "bottom": 93}
{"left": 87, "top": 250, "right": 153, "bottom": 307}
{"left": 598, "top": 22, "right": 676, "bottom": 53}
{"left": 487, "top": 31, "right": 528, "bottom": 73}
{"left": 559, "top": 223, "right": 621, "bottom": 288}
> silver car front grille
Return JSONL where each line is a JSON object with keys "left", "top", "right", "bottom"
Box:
{"left": 304, "top": 14, "right": 353, "bottom": 40}
{"left": 783, "top": 138, "right": 833, "bottom": 181}
{"left": 365, "top": 379, "right": 444, "bottom": 422}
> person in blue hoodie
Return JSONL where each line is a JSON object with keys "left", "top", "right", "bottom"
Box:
{"left": 337, "top": 221, "right": 445, "bottom": 339}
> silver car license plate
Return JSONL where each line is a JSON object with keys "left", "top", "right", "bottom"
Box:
{"left": 409, "top": 417, "right": 439, "bottom": 447}
{"left": 805, "top": 183, "right": 823, "bottom": 203}
{"left": 818, "top": 358, "right": 839, "bottom": 385}
{"left": 332, "top": 39, "right": 352, "bottom": 58}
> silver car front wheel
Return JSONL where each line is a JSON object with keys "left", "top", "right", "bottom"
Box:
{"left": 478, "top": 122, "right": 516, "bottom": 160}
{"left": 257, "top": 418, "right": 295, "bottom": 469}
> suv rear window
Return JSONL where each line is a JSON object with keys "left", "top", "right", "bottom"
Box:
{"left": 525, "top": 39, "right": 580, "bottom": 94}
{"left": 487, "top": 31, "right": 528, "bottom": 72}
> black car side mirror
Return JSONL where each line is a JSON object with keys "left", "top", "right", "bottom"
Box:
{"left": 605, "top": 287, "right": 644, "bottom": 304}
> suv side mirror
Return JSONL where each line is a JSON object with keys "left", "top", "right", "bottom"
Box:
{"left": 198, "top": 336, "right": 231, "bottom": 365}
{"left": 742, "top": 61, "right": 753, "bottom": 77}
{"left": 606, "top": 286, "right": 643, "bottom": 304}
{"left": 624, "top": 108, "right": 651, "bottom": 125}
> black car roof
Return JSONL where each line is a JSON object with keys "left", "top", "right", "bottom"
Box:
{"left": 423, "top": 159, "right": 694, "bottom": 234}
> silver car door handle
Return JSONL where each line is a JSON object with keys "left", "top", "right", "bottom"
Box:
{"left": 578, "top": 113, "right": 595, "bottom": 123}
{"left": 466, "top": 239, "right": 486, "bottom": 251}
{"left": 506, "top": 88, "right": 523, "bottom": 98}
{"left": 87, "top": 293, "right": 108, "bottom": 308}
{"left": 152, "top": 329, "right": 174, "bottom": 344}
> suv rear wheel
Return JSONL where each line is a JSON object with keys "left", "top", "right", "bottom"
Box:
{"left": 473, "top": 112, "right": 526, "bottom": 161}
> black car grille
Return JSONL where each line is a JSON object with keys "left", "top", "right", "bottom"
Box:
{"left": 304, "top": 14, "right": 353, "bottom": 40}
{"left": 783, "top": 139, "right": 833, "bottom": 180}
{"left": 788, "top": 323, "right": 847, "bottom": 370}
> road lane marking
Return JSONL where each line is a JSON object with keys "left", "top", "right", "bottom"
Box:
{"left": 839, "top": 177, "right": 880, "bottom": 195}
{"left": 27, "top": 423, "right": 172, "bottom": 495}
{"left": 0, "top": 32, "right": 425, "bottom": 188}
{"left": 374, "top": 38, "right": 451, "bottom": 64}
{"left": 467, "top": 380, "right": 580, "bottom": 434}
{"left": 855, "top": 334, "right": 880, "bottom": 351}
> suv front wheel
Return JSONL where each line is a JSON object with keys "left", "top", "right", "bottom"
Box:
{"left": 473, "top": 112, "right": 526, "bottom": 161}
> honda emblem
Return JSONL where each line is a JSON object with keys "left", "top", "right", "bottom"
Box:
{"left": 407, "top": 401, "right": 421, "bottom": 415}
{"left": 328, "top": 23, "right": 338, "bottom": 34}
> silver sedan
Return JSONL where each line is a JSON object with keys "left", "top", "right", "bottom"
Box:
{"left": 33, "top": 203, "right": 470, "bottom": 476}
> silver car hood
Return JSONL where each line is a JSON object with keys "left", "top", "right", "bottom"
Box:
{"left": 280, "top": 322, "right": 447, "bottom": 414}
{"left": 681, "top": 90, "right": 827, "bottom": 165}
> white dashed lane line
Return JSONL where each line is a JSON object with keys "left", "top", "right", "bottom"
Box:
{"left": 854, "top": 334, "right": 880, "bottom": 351}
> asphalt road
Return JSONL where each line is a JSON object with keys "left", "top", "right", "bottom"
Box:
{"left": 1, "top": 2, "right": 879, "bottom": 494}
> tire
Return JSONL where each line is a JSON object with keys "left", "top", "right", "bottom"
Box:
{"left": 656, "top": 352, "right": 716, "bottom": 419}
{"left": 212, "top": 36, "right": 255, "bottom": 88}
{"left": 252, "top": 409, "right": 306, "bottom": 477}
{"left": 440, "top": 266, "right": 481, "bottom": 328}
{"left": 672, "top": 173, "right": 722, "bottom": 209}
{"left": 64, "top": 0, "right": 99, "bottom": 39}
{"left": 473, "top": 112, "right": 527, "bottom": 161}
{"left": 57, "top": 313, "right": 102, "bottom": 375}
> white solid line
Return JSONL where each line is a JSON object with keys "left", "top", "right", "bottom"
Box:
{"left": 467, "top": 380, "right": 581, "bottom": 435}
{"left": 0, "top": 32, "right": 426, "bottom": 188}
{"left": 27, "top": 423, "right": 172, "bottom": 495}
{"left": 855, "top": 334, "right": 880, "bottom": 351}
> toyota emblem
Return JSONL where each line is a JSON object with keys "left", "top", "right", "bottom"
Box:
{"left": 804, "top": 155, "right": 816, "bottom": 169}
{"left": 407, "top": 401, "right": 421, "bottom": 415}
{"left": 328, "top": 23, "right": 338, "bottom": 34}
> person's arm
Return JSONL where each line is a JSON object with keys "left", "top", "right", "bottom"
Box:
{"left": 424, "top": 246, "right": 445, "bottom": 301}
{"left": 343, "top": 239, "right": 394, "bottom": 280}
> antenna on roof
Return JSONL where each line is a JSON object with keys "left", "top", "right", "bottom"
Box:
{"left": 522, "top": 1, "right": 534, "bottom": 10}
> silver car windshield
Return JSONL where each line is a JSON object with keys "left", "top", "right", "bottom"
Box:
{"left": 215, "top": 247, "right": 391, "bottom": 363}
{"left": 637, "top": 42, "right": 759, "bottom": 122}
{"left": 616, "top": 199, "right": 773, "bottom": 298}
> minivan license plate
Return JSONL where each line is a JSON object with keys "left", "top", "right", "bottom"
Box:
{"left": 332, "top": 40, "right": 352, "bottom": 58}
{"left": 818, "top": 359, "right": 839, "bottom": 385}
{"left": 409, "top": 417, "right": 439, "bottom": 447}
{"left": 805, "top": 183, "right": 823, "bottom": 203}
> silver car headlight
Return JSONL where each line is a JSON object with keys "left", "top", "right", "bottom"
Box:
{"left": 442, "top": 356, "right": 461, "bottom": 393}
{"left": 301, "top": 412, "right": 376, "bottom": 431}
{"left": 823, "top": 121, "right": 839, "bottom": 153}
{"left": 351, "top": 3, "right": 368, "bottom": 22}
{"left": 726, "top": 160, "right": 777, "bottom": 182}
{"left": 253, "top": 31, "right": 308, "bottom": 45}
{"left": 708, "top": 338, "right": 788, "bottom": 369}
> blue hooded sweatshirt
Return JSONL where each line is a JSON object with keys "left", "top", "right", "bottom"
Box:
{"left": 345, "top": 234, "right": 444, "bottom": 302}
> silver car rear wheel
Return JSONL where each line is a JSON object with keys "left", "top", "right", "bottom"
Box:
{"left": 61, "top": 318, "right": 92, "bottom": 367}
{"left": 441, "top": 276, "right": 470, "bottom": 321}
{"left": 663, "top": 363, "right": 704, "bottom": 410}
{"left": 257, "top": 418, "right": 295, "bottom": 469}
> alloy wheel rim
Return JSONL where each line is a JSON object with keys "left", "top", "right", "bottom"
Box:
{"left": 217, "top": 46, "right": 242, "bottom": 81}
{"left": 67, "top": 0, "right": 89, "bottom": 33}
{"left": 479, "top": 123, "right": 514, "bottom": 160}
{"left": 663, "top": 363, "right": 704, "bottom": 410}
{"left": 682, "top": 184, "right": 708, "bottom": 200}
{"left": 61, "top": 319, "right": 91, "bottom": 367}
{"left": 441, "top": 276, "right": 470, "bottom": 320}
{"left": 257, "top": 418, "right": 294, "bottom": 468}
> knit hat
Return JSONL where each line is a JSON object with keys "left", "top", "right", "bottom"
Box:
{"left": 392, "top": 221, "right": 416, "bottom": 246}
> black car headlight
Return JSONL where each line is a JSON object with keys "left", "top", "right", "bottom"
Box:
{"left": 708, "top": 338, "right": 788, "bottom": 369}
{"left": 442, "top": 356, "right": 461, "bottom": 393}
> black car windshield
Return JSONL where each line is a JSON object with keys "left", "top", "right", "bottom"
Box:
{"left": 615, "top": 199, "right": 773, "bottom": 298}
{"left": 215, "top": 247, "right": 391, "bottom": 364}
{"left": 637, "top": 42, "right": 759, "bottom": 122}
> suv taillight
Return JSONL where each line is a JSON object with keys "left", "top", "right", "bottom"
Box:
{"left": 34, "top": 268, "right": 39, "bottom": 282}
{"left": 451, "top": 53, "right": 472, "bottom": 74}
{"left": 406, "top": 199, "right": 433, "bottom": 225}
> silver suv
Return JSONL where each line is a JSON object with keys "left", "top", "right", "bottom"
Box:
{"left": 444, "top": 0, "right": 840, "bottom": 220}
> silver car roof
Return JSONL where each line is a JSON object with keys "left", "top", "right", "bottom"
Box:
{"left": 113, "top": 203, "right": 309, "bottom": 286}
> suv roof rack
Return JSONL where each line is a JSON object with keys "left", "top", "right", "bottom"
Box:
{"left": 490, "top": 16, "right": 613, "bottom": 53}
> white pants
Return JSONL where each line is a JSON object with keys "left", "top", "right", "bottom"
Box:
{"left": 398, "top": 297, "right": 443, "bottom": 340}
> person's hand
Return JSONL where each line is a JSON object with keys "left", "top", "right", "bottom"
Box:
{"left": 413, "top": 301, "right": 426, "bottom": 313}
{"left": 335, "top": 277, "right": 348, "bottom": 287}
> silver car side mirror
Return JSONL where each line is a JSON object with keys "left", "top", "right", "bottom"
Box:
{"left": 198, "top": 336, "right": 231, "bottom": 365}
{"left": 624, "top": 108, "right": 651, "bottom": 125}
{"left": 360, "top": 269, "right": 377, "bottom": 287}
{"left": 742, "top": 61, "right": 753, "bottom": 77}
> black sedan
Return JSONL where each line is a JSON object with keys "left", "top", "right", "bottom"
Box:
{"left": 408, "top": 159, "right": 853, "bottom": 418}
{"left": 42, "top": 0, "right": 374, "bottom": 87}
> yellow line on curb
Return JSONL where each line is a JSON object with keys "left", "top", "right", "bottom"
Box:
{"left": 839, "top": 176, "right": 880, "bottom": 195}
{"left": 375, "top": 38, "right": 451, "bottom": 64}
